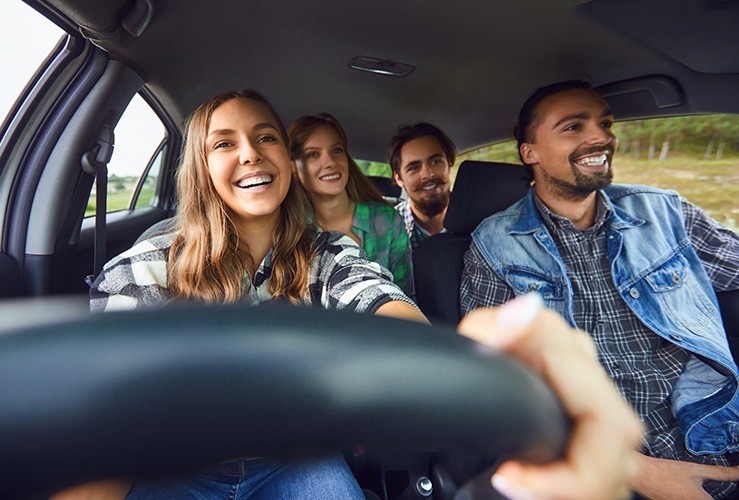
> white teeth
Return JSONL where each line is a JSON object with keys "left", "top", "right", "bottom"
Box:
{"left": 320, "top": 173, "right": 340, "bottom": 181}
{"left": 235, "top": 175, "right": 273, "bottom": 188}
{"left": 577, "top": 154, "right": 607, "bottom": 166}
{"left": 421, "top": 184, "right": 437, "bottom": 191}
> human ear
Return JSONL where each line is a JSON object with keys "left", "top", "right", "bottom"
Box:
{"left": 292, "top": 160, "right": 308, "bottom": 184}
{"left": 393, "top": 171, "right": 404, "bottom": 189}
{"left": 520, "top": 144, "right": 538, "bottom": 165}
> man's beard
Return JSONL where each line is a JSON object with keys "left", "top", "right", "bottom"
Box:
{"left": 413, "top": 188, "right": 451, "bottom": 217}
{"left": 541, "top": 147, "right": 614, "bottom": 201}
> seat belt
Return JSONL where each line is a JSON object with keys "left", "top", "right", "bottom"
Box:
{"left": 81, "top": 118, "right": 115, "bottom": 279}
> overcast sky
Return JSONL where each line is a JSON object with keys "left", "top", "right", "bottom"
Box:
{"left": 1, "top": 1, "right": 165, "bottom": 178}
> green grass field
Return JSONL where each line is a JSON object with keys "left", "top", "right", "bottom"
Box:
{"left": 616, "top": 156, "right": 738, "bottom": 230}
{"left": 86, "top": 183, "right": 156, "bottom": 216}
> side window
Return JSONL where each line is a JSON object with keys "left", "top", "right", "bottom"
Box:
{"left": 357, "top": 160, "right": 392, "bottom": 178}
{"left": 0, "top": 3, "right": 64, "bottom": 130}
{"left": 86, "top": 94, "right": 166, "bottom": 216}
{"left": 459, "top": 114, "right": 739, "bottom": 231}
{"left": 134, "top": 143, "right": 165, "bottom": 209}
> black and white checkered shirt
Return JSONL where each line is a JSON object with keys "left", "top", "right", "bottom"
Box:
{"left": 90, "top": 229, "right": 414, "bottom": 314}
{"left": 460, "top": 190, "right": 739, "bottom": 498}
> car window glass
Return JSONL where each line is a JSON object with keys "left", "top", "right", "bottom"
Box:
{"left": 133, "top": 144, "right": 164, "bottom": 210}
{"left": 357, "top": 160, "right": 392, "bottom": 178}
{"left": 0, "top": 2, "right": 64, "bottom": 125}
{"left": 459, "top": 114, "right": 739, "bottom": 231}
{"left": 86, "top": 94, "right": 166, "bottom": 216}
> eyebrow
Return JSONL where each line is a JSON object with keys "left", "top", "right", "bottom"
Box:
{"left": 402, "top": 153, "right": 443, "bottom": 169}
{"left": 302, "top": 141, "right": 343, "bottom": 153}
{"left": 207, "top": 122, "right": 279, "bottom": 138}
{"left": 552, "top": 108, "right": 614, "bottom": 129}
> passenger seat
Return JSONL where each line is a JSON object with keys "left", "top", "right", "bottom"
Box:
{"left": 413, "top": 161, "right": 530, "bottom": 326}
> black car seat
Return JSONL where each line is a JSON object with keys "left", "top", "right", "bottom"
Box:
{"left": 367, "top": 175, "right": 402, "bottom": 198}
{"left": 719, "top": 290, "right": 739, "bottom": 363}
{"left": 368, "top": 175, "right": 401, "bottom": 199}
{"left": 412, "top": 161, "right": 530, "bottom": 326}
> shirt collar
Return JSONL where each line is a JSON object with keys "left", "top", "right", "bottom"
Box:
{"left": 352, "top": 201, "right": 371, "bottom": 235}
{"left": 253, "top": 247, "right": 274, "bottom": 288}
{"left": 533, "top": 189, "right": 612, "bottom": 234}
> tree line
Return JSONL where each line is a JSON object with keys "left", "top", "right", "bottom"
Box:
{"left": 613, "top": 114, "right": 739, "bottom": 161}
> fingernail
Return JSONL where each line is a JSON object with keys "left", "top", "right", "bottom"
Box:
{"left": 495, "top": 293, "right": 543, "bottom": 330}
{"left": 492, "top": 473, "right": 537, "bottom": 500}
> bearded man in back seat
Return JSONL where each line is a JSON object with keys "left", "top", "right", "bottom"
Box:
{"left": 386, "top": 123, "right": 456, "bottom": 250}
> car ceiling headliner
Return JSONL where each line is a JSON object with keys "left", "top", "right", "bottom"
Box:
{"left": 38, "top": 0, "right": 739, "bottom": 162}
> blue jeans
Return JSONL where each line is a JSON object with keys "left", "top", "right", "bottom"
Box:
{"left": 126, "top": 454, "right": 364, "bottom": 499}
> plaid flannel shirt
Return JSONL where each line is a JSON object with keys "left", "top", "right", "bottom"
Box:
{"left": 394, "top": 199, "right": 446, "bottom": 250}
{"left": 353, "top": 201, "right": 414, "bottom": 297}
{"left": 89, "top": 229, "right": 414, "bottom": 314}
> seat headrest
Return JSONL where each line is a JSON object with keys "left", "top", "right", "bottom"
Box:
{"left": 444, "top": 161, "right": 530, "bottom": 234}
{"left": 368, "top": 175, "right": 402, "bottom": 198}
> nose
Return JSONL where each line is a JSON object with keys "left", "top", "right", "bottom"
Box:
{"left": 239, "top": 140, "right": 262, "bottom": 165}
{"left": 588, "top": 123, "right": 615, "bottom": 146}
{"left": 325, "top": 151, "right": 340, "bottom": 167}
{"left": 419, "top": 161, "right": 434, "bottom": 179}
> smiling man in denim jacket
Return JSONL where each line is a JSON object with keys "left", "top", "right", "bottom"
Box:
{"left": 460, "top": 80, "right": 739, "bottom": 499}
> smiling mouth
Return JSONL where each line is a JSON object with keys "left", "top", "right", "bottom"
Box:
{"left": 234, "top": 174, "right": 274, "bottom": 189}
{"left": 319, "top": 173, "right": 341, "bottom": 182}
{"left": 419, "top": 182, "right": 439, "bottom": 192}
{"left": 574, "top": 153, "right": 609, "bottom": 168}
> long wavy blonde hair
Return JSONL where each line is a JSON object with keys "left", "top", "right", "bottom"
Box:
{"left": 167, "top": 89, "right": 317, "bottom": 304}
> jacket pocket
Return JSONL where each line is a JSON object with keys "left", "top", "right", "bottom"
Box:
{"left": 643, "top": 252, "right": 688, "bottom": 292}
{"left": 503, "top": 267, "right": 564, "bottom": 300}
{"left": 642, "top": 252, "right": 719, "bottom": 333}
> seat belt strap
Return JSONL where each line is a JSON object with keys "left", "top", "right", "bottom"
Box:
{"left": 81, "top": 119, "right": 115, "bottom": 279}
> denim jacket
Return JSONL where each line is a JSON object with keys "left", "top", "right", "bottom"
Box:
{"left": 472, "top": 184, "right": 739, "bottom": 455}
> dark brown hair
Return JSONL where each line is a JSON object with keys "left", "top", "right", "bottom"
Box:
{"left": 514, "top": 80, "right": 593, "bottom": 180}
{"left": 386, "top": 123, "right": 456, "bottom": 175}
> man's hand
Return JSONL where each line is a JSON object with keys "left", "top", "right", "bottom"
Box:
{"left": 458, "top": 294, "right": 643, "bottom": 500}
{"left": 630, "top": 453, "right": 739, "bottom": 500}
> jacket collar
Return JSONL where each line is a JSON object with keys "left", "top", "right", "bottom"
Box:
{"left": 510, "top": 186, "right": 644, "bottom": 235}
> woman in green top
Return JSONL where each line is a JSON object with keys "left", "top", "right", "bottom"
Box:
{"left": 288, "top": 113, "right": 414, "bottom": 296}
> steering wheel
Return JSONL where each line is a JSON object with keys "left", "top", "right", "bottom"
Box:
{"left": 0, "top": 299, "right": 568, "bottom": 499}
